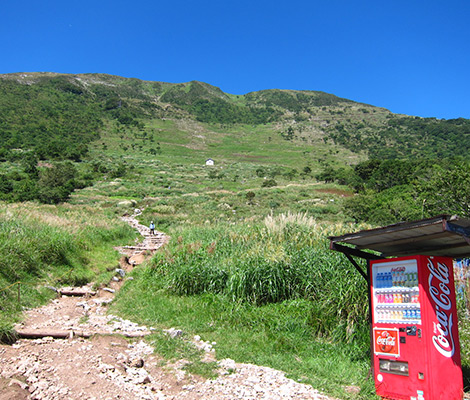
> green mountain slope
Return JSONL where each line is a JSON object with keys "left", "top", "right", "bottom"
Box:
{"left": 1, "top": 72, "right": 469, "bottom": 164}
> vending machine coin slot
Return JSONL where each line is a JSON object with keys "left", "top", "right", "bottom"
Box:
{"left": 400, "top": 336, "right": 406, "bottom": 344}
{"left": 406, "top": 326, "right": 417, "bottom": 336}
{"left": 417, "top": 328, "right": 421, "bottom": 338}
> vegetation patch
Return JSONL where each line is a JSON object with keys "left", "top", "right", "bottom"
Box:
{"left": 0, "top": 202, "right": 136, "bottom": 337}
{"left": 112, "top": 215, "right": 378, "bottom": 399}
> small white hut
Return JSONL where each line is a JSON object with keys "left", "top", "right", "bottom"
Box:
{"left": 205, "top": 158, "right": 215, "bottom": 166}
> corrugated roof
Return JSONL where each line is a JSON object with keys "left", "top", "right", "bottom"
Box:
{"left": 329, "top": 215, "right": 470, "bottom": 258}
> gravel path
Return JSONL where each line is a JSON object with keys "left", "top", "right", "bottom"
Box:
{"left": 0, "top": 213, "right": 336, "bottom": 400}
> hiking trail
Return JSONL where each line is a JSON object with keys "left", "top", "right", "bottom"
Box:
{"left": 0, "top": 212, "right": 336, "bottom": 400}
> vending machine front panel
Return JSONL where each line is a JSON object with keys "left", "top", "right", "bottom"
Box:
{"left": 370, "top": 255, "right": 463, "bottom": 400}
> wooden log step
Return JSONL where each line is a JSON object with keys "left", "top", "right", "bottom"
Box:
{"left": 122, "top": 245, "right": 162, "bottom": 251}
{"left": 119, "top": 332, "right": 152, "bottom": 338}
{"left": 58, "top": 289, "right": 96, "bottom": 297}
{"left": 14, "top": 329, "right": 92, "bottom": 339}
{"left": 13, "top": 329, "right": 150, "bottom": 340}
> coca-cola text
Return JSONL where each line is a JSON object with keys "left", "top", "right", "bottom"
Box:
{"left": 427, "top": 258, "right": 455, "bottom": 358}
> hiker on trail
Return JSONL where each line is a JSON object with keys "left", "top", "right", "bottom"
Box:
{"left": 149, "top": 221, "right": 155, "bottom": 235}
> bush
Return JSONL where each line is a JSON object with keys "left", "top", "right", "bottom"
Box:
{"left": 343, "top": 185, "right": 422, "bottom": 224}
{"left": 262, "top": 179, "right": 277, "bottom": 188}
{"left": 245, "top": 191, "right": 256, "bottom": 204}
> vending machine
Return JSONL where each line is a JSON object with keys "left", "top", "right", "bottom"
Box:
{"left": 370, "top": 255, "right": 463, "bottom": 400}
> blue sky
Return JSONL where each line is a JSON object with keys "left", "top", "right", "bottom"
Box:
{"left": 2, "top": 0, "right": 469, "bottom": 119}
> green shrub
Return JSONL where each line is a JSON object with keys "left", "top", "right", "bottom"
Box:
{"left": 262, "top": 179, "right": 277, "bottom": 188}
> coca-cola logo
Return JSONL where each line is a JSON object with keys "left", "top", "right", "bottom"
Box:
{"left": 376, "top": 331, "right": 396, "bottom": 353}
{"left": 427, "top": 258, "right": 455, "bottom": 358}
{"left": 391, "top": 266, "right": 406, "bottom": 272}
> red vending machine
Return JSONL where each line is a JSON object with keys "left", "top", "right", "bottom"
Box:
{"left": 370, "top": 255, "right": 463, "bottom": 400}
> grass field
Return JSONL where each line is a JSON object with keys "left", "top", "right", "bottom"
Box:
{"left": 1, "top": 113, "right": 469, "bottom": 399}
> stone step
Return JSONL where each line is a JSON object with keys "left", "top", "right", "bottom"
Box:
{"left": 123, "top": 245, "right": 163, "bottom": 251}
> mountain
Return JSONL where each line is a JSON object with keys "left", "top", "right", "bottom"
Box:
{"left": 1, "top": 72, "right": 470, "bottom": 163}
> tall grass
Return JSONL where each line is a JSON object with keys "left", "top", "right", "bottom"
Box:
{"left": 149, "top": 216, "right": 370, "bottom": 343}
{"left": 0, "top": 201, "right": 136, "bottom": 335}
{"left": 0, "top": 217, "right": 81, "bottom": 278}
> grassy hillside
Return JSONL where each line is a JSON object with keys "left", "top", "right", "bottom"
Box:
{"left": 2, "top": 71, "right": 469, "bottom": 211}
{"left": 1, "top": 72, "right": 470, "bottom": 165}
{"left": 1, "top": 72, "right": 470, "bottom": 398}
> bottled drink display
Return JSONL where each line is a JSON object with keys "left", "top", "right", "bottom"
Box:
{"left": 373, "top": 264, "right": 421, "bottom": 324}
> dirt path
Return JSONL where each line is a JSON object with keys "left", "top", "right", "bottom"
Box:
{"left": 182, "top": 182, "right": 324, "bottom": 198}
{"left": 0, "top": 213, "right": 336, "bottom": 400}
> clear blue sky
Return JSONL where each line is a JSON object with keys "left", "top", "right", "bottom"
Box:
{"left": 2, "top": 0, "right": 469, "bottom": 119}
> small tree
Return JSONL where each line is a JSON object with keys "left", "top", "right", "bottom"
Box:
{"left": 0, "top": 174, "right": 13, "bottom": 199}
{"left": 417, "top": 162, "right": 470, "bottom": 218}
{"left": 37, "top": 162, "right": 78, "bottom": 204}
{"left": 316, "top": 166, "right": 336, "bottom": 183}
{"left": 282, "top": 126, "right": 294, "bottom": 141}
{"left": 109, "top": 163, "right": 126, "bottom": 179}
{"left": 284, "top": 168, "right": 298, "bottom": 181}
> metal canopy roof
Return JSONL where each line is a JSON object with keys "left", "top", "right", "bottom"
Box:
{"left": 329, "top": 214, "right": 470, "bottom": 259}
